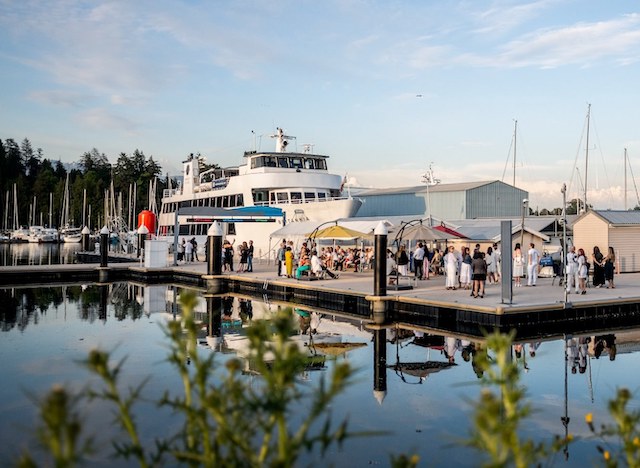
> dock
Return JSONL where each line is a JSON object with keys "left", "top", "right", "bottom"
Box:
{"left": 1, "top": 261, "right": 639, "bottom": 340}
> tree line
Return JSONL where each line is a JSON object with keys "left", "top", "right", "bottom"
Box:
{"left": 0, "top": 137, "right": 166, "bottom": 231}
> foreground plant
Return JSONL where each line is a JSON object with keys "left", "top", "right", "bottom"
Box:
{"left": 465, "top": 330, "right": 567, "bottom": 467}
{"left": 585, "top": 388, "right": 640, "bottom": 467}
{"left": 19, "top": 291, "right": 363, "bottom": 466}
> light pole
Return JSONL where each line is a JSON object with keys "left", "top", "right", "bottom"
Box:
{"left": 561, "top": 184, "right": 568, "bottom": 305}
{"left": 520, "top": 198, "right": 529, "bottom": 250}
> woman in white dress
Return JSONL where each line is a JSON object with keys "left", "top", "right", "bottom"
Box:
{"left": 513, "top": 243, "right": 524, "bottom": 287}
{"left": 443, "top": 246, "right": 458, "bottom": 290}
{"left": 577, "top": 248, "right": 588, "bottom": 295}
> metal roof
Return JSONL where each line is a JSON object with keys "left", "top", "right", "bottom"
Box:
{"left": 590, "top": 210, "right": 640, "bottom": 225}
{"left": 353, "top": 180, "right": 500, "bottom": 197}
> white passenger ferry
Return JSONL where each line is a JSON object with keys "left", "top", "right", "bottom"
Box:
{"left": 157, "top": 128, "right": 362, "bottom": 259}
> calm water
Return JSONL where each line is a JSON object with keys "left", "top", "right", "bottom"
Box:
{"left": 0, "top": 242, "right": 82, "bottom": 266}
{"left": 1, "top": 283, "right": 639, "bottom": 466}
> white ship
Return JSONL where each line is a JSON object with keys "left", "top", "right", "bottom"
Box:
{"left": 157, "top": 128, "right": 362, "bottom": 260}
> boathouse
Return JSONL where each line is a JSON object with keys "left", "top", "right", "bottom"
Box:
{"left": 353, "top": 180, "right": 528, "bottom": 220}
{"left": 572, "top": 210, "right": 640, "bottom": 273}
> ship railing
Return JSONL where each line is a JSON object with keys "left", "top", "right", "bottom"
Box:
{"left": 253, "top": 195, "right": 352, "bottom": 206}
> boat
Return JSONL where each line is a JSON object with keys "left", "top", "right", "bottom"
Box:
{"left": 27, "top": 226, "right": 59, "bottom": 243}
{"left": 60, "top": 174, "right": 83, "bottom": 243}
{"left": 157, "top": 128, "right": 362, "bottom": 259}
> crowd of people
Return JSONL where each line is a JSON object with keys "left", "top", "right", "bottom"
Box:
{"left": 275, "top": 240, "right": 374, "bottom": 280}
{"left": 564, "top": 244, "right": 616, "bottom": 294}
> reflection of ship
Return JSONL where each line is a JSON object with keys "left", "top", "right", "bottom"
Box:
{"left": 156, "top": 128, "right": 362, "bottom": 259}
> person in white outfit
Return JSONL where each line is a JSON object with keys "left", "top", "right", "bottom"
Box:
{"left": 443, "top": 246, "right": 458, "bottom": 290}
{"left": 565, "top": 246, "right": 579, "bottom": 293}
{"left": 527, "top": 243, "right": 540, "bottom": 286}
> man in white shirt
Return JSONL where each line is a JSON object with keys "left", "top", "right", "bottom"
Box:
{"left": 413, "top": 243, "right": 425, "bottom": 279}
{"left": 527, "top": 243, "right": 540, "bottom": 286}
{"left": 565, "top": 246, "right": 579, "bottom": 293}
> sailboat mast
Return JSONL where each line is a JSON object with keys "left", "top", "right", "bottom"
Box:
{"left": 624, "top": 148, "right": 628, "bottom": 211}
{"left": 584, "top": 103, "right": 591, "bottom": 211}
{"left": 513, "top": 119, "right": 518, "bottom": 187}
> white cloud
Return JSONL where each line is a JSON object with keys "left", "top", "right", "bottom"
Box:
{"left": 77, "top": 107, "right": 138, "bottom": 134}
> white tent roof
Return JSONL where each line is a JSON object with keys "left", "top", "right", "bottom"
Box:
{"left": 269, "top": 219, "right": 395, "bottom": 240}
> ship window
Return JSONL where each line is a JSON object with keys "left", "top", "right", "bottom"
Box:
{"left": 318, "top": 192, "right": 326, "bottom": 200}
{"left": 304, "top": 192, "right": 315, "bottom": 201}
{"left": 251, "top": 158, "right": 259, "bottom": 169}
{"left": 227, "top": 223, "right": 236, "bottom": 235}
{"left": 237, "top": 194, "right": 244, "bottom": 206}
{"left": 291, "top": 158, "right": 303, "bottom": 169}
{"left": 316, "top": 159, "right": 326, "bottom": 170}
{"left": 276, "top": 192, "right": 289, "bottom": 203}
{"left": 265, "top": 156, "right": 276, "bottom": 167}
{"left": 179, "top": 224, "right": 190, "bottom": 235}
{"left": 291, "top": 192, "right": 302, "bottom": 203}
{"left": 223, "top": 196, "right": 229, "bottom": 208}
{"left": 270, "top": 192, "right": 276, "bottom": 203}
{"left": 179, "top": 201, "right": 190, "bottom": 208}
{"left": 253, "top": 190, "right": 267, "bottom": 203}
{"left": 304, "top": 159, "right": 314, "bottom": 169}
{"left": 278, "top": 157, "right": 288, "bottom": 168}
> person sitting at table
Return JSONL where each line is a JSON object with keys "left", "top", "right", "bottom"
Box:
{"left": 295, "top": 253, "right": 311, "bottom": 279}
{"left": 311, "top": 250, "right": 339, "bottom": 279}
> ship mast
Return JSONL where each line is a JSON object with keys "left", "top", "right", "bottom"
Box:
{"left": 513, "top": 119, "right": 517, "bottom": 187}
{"left": 583, "top": 104, "right": 591, "bottom": 212}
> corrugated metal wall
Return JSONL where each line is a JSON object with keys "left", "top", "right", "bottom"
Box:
{"left": 355, "top": 181, "right": 527, "bottom": 219}
{"left": 466, "top": 182, "right": 528, "bottom": 218}
{"left": 355, "top": 193, "right": 427, "bottom": 217}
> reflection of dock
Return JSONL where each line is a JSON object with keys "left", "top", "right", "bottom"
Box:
{"left": 75, "top": 251, "right": 139, "bottom": 263}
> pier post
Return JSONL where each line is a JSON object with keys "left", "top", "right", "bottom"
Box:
{"left": 137, "top": 224, "right": 149, "bottom": 260}
{"left": 99, "top": 226, "right": 109, "bottom": 268}
{"left": 207, "top": 222, "right": 223, "bottom": 276}
{"left": 374, "top": 221, "right": 388, "bottom": 297}
{"left": 373, "top": 328, "right": 387, "bottom": 405}
{"left": 81, "top": 226, "right": 91, "bottom": 251}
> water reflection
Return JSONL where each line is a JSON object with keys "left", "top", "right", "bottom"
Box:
{"left": 2, "top": 283, "right": 640, "bottom": 465}
{"left": 0, "top": 242, "right": 82, "bottom": 266}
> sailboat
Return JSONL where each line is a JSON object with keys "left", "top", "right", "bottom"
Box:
{"left": 60, "top": 174, "right": 82, "bottom": 243}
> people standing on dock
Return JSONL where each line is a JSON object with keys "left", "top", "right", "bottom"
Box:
{"left": 526, "top": 243, "right": 540, "bottom": 286}
{"left": 223, "top": 239, "right": 235, "bottom": 271}
{"left": 443, "top": 246, "right": 458, "bottom": 290}
{"left": 460, "top": 247, "right": 472, "bottom": 290}
{"left": 493, "top": 243, "right": 502, "bottom": 283}
{"left": 277, "top": 240, "right": 286, "bottom": 276}
{"left": 413, "top": 243, "right": 425, "bottom": 280}
{"left": 178, "top": 238, "right": 185, "bottom": 262}
{"left": 396, "top": 245, "right": 409, "bottom": 276}
{"left": 513, "top": 243, "right": 524, "bottom": 287}
{"left": 577, "top": 248, "right": 588, "bottom": 294}
{"left": 471, "top": 251, "right": 487, "bottom": 298}
{"left": 239, "top": 241, "right": 249, "bottom": 272}
{"left": 190, "top": 237, "right": 199, "bottom": 261}
{"left": 184, "top": 237, "right": 193, "bottom": 263}
{"left": 486, "top": 246, "right": 497, "bottom": 284}
{"left": 285, "top": 246, "right": 294, "bottom": 278}
{"left": 592, "top": 246, "right": 605, "bottom": 288}
{"left": 604, "top": 246, "right": 616, "bottom": 289}
{"left": 565, "top": 246, "right": 579, "bottom": 294}
{"left": 247, "top": 240, "right": 254, "bottom": 272}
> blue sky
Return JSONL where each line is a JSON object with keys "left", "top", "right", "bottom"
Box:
{"left": 2, "top": 0, "right": 640, "bottom": 211}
